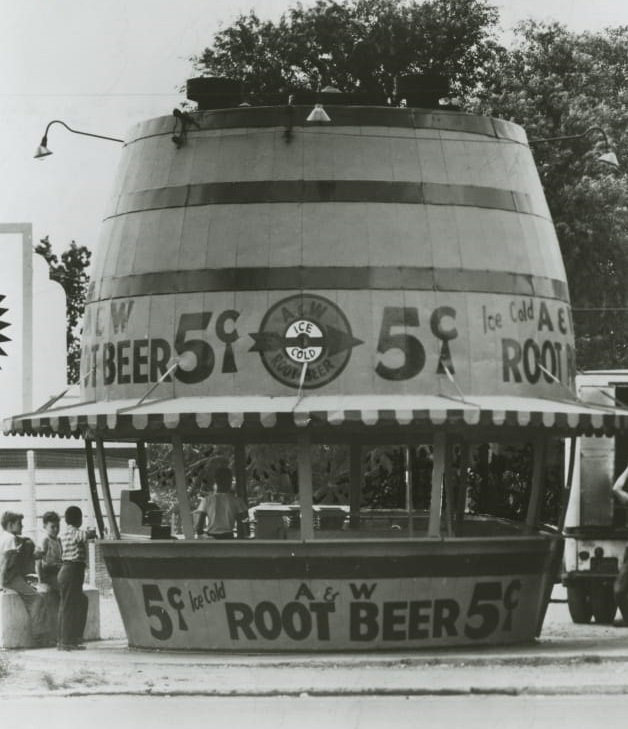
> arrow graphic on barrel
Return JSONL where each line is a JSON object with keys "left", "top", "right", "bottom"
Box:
{"left": 249, "top": 323, "right": 362, "bottom": 356}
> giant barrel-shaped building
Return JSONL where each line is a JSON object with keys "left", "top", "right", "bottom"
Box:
{"left": 6, "top": 83, "right": 628, "bottom": 650}
{"left": 82, "top": 98, "right": 573, "bottom": 408}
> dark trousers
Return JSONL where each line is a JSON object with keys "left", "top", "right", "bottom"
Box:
{"left": 58, "top": 562, "right": 88, "bottom": 646}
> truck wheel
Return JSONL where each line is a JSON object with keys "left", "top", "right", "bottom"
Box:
{"left": 567, "top": 585, "right": 592, "bottom": 623}
{"left": 591, "top": 583, "right": 617, "bottom": 624}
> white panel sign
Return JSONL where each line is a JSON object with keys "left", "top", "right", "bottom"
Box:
{"left": 0, "top": 224, "right": 66, "bottom": 423}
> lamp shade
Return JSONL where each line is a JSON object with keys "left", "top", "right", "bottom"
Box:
{"left": 599, "top": 150, "right": 620, "bottom": 168}
{"left": 34, "top": 144, "right": 52, "bottom": 159}
{"left": 306, "top": 104, "right": 331, "bottom": 123}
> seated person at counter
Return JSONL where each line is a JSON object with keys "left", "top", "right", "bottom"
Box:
{"left": 194, "top": 467, "right": 249, "bottom": 539}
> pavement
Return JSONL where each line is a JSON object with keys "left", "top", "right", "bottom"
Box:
{"left": 3, "top": 592, "right": 628, "bottom": 698}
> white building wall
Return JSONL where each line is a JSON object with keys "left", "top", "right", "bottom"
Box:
{"left": 0, "top": 447, "right": 138, "bottom": 542}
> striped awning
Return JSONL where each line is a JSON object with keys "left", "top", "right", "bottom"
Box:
{"left": 4, "top": 392, "right": 628, "bottom": 439}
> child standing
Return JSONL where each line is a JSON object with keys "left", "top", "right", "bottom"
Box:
{"left": 58, "top": 506, "right": 90, "bottom": 651}
{"left": 37, "top": 511, "right": 63, "bottom": 591}
{"left": 37, "top": 511, "right": 63, "bottom": 638}
{"left": 0, "top": 511, "right": 50, "bottom": 646}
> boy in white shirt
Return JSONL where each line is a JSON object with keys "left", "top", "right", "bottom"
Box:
{"left": 0, "top": 511, "right": 50, "bottom": 646}
{"left": 194, "top": 467, "right": 248, "bottom": 539}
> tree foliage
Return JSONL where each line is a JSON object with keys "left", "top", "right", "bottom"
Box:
{"left": 473, "top": 20, "right": 628, "bottom": 368}
{"left": 175, "top": 9, "right": 628, "bottom": 525}
{"left": 147, "top": 441, "right": 353, "bottom": 529}
{"left": 146, "top": 12, "right": 628, "bottom": 527}
{"left": 192, "top": 0, "right": 503, "bottom": 98}
{"left": 194, "top": 11, "right": 628, "bottom": 367}
{"left": 35, "top": 236, "right": 91, "bottom": 384}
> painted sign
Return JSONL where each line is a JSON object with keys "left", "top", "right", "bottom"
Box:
{"left": 250, "top": 294, "right": 362, "bottom": 388}
{"left": 78, "top": 107, "right": 575, "bottom": 405}
{"left": 112, "top": 574, "right": 542, "bottom": 650}
{"left": 80, "top": 289, "right": 576, "bottom": 401}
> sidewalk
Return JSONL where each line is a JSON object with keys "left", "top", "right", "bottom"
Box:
{"left": 3, "top": 595, "right": 628, "bottom": 697}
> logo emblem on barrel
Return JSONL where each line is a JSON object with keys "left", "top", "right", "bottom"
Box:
{"left": 250, "top": 294, "right": 362, "bottom": 389}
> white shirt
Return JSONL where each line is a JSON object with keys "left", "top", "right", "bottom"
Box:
{"left": 0, "top": 531, "right": 17, "bottom": 556}
{"left": 0, "top": 531, "right": 17, "bottom": 585}
{"left": 200, "top": 493, "right": 248, "bottom": 535}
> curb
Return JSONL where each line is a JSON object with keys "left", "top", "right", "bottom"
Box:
{"left": 4, "top": 684, "right": 628, "bottom": 700}
{"left": 7, "top": 639, "right": 628, "bottom": 668}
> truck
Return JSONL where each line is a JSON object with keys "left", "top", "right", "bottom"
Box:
{"left": 563, "top": 370, "right": 628, "bottom": 624}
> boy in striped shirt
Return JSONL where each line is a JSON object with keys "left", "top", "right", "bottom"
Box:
{"left": 58, "top": 506, "right": 91, "bottom": 651}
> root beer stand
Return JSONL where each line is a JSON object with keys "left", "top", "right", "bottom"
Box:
{"left": 6, "top": 77, "right": 628, "bottom": 651}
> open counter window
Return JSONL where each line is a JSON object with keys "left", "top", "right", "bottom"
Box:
{"left": 117, "top": 435, "right": 564, "bottom": 543}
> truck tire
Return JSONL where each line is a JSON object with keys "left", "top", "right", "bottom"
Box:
{"left": 567, "top": 584, "right": 592, "bottom": 624}
{"left": 591, "top": 582, "right": 617, "bottom": 624}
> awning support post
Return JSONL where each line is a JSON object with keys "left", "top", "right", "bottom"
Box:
{"left": 406, "top": 446, "right": 415, "bottom": 537}
{"left": 558, "top": 436, "right": 577, "bottom": 532}
{"left": 135, "top": 441, "right": 151, "bottom": 496}
{"left": 349, "top": 443, "right": 362, "bottom": 529}
{"left": 526, "top": 437, "right": 547, "bottom": 529}
{"left": 172, "top": 435, "right": 195, "bottom": 540}
{"left": 428, "top": 432, "right": 446, "bottom": 538}
{"left": 234, "top": 442, "right": 248, "bottom": 503}
{"left": 298, "top": 432, "right": 314, "bottom": 540}
{"left": 455, "top": 442, "right": 471, "bottom": 528}
{"left": 95, "top": 438, "right": 120, "bottom": 539}
{"left": 85, "top": 439, "right": 106, "bottom": 538}
{"left": 443, "top": 440, "right": 456, "bottom": 537}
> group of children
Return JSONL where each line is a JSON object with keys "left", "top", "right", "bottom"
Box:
{"left": 0, "top": 506, "right": 91, "bottom": 650}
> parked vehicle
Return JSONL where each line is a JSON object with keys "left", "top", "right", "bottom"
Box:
{"left": 563, "top": 371, "right": 628, "bottom": 624}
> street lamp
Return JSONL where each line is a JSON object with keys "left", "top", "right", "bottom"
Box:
{"left": 34, "top": 120, "right": 124, "bottom": 159}
{"left": 528, "top": 125, "right": 619, "bottom": 167}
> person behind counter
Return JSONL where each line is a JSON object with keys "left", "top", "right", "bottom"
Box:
{"left": 612, "top": 465, "right": 628, "bottom": 623}
{"left": 194, "top": 466, "right": 248, "bottom": 539}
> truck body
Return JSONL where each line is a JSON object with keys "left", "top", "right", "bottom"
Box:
{"left": 563, "top": 371, "right": 628, "bottom": 623}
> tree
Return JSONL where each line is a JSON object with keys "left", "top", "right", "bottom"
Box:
{"left": 473, "top": 20, "right": 628, "bottom": 369}
{"left": 192, "top": 0, "right": 503, "bottom": 99}
{"left": 164, "top": 11, "right": 628, "bottom": 526}
{"left": 35, "top": 236, "right": 91, "bottom": 384}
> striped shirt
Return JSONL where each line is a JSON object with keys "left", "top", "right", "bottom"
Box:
{"left": 61, "top": 526, "right": 87, "bottom": 564}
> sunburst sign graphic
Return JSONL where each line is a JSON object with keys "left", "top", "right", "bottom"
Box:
{"left": 0, "top": 294, "right": 11, "bottom": 367}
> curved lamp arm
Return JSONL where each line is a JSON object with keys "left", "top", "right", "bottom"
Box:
{"left": 528, "top": 125, "right": 619, "bottom": 167}
{"left": 528, "top": 125, "right": 611, "bottom": 147}
{"left": 35, "top": 119, "right": 124, "bottom": 159}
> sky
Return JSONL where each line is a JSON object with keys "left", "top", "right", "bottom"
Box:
{"left": 2, "top": 0, "right": 628, "bottom": 255}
